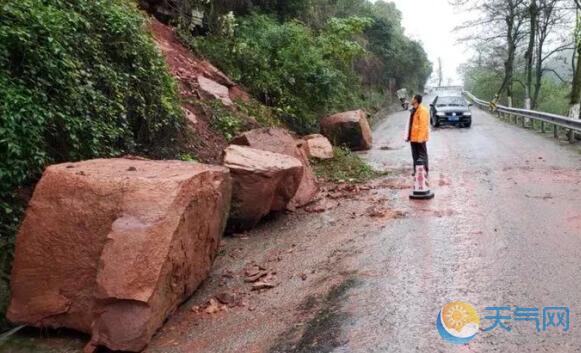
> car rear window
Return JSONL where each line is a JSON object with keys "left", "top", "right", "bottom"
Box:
{"left": 436, "top": 97, "right": 467, "bottom": 107}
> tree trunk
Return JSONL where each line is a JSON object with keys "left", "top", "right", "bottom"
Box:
{"left": 497, "top": 22, "right": 516, "bottom": 104}
{"left": 496, "top": 6, "right": 518, "bottom": 105}
{"left": 570, "top": 11, "right": 581, "bottom": 119}
{"left": 524, "top": 0, "right": 537, "bottom": 110}
{"left": 569, "top": 44, "right": 581, "bottom": 119}
{"left": 532, "top": 48, "right": 543, "bottom": 108}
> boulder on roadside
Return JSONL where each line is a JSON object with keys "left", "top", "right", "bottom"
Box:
{"left": 7, "top": 159, "right": 231, "bottom": 352}
{"left": 222, "top": 145, "right": 303, "bottom": 232}
{"left": 231, "top": 128, "right": 319, "bottom": 208}
{"left": 302, "top": 134, "right": 334, "bottom": 160}
{"left": 320, "top": 110, "right": 372, "bottom": 151}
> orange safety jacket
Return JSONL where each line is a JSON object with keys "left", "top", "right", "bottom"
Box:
{"left": 408, "top": 104, "right": 430, "bottom": 142}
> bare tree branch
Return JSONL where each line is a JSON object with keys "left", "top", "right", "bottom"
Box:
{"left": 542, "top": 45, "right": 576, "bottom": 60}
{"left": 542, "top": 67, "right": 570, "bottom": 82}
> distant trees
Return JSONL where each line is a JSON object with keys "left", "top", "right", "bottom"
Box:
{"left": 453, "top": 0, "right": 576, "bottom": 114}
{"left": 453, "top": 0, "right": 528, "bottom": 107}
{"left": 177, "top": 0, "right": 432, "bottom": 130}
{"left": 192, "top": 14, "right": 373, "bottom": 133}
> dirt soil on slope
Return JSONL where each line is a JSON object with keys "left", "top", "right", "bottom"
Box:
{"left": 149, "top": 19, "right": 256, "bottom": 163}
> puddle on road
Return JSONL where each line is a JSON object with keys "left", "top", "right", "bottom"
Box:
{"left": 268, "top": 278, "right": 361, "bottom": 353}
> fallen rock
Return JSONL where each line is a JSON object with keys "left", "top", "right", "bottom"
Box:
{"left": 251, "top": 273, "right": 277, "bottom": 291}
{"left": 197, "top": 75, "right": 233, "bottom": 106}
{"left": 302, "top": 134, "right": 334, "bottom": 160}
{"left": 183, "top": 106, "right": 198, "bottom": 125}
{"left": 244, "top": 269, "right": 268, "bottom": 283}
{"left": 252, "top": 281, "right": 276, "bottom": 291}
{"left": 232, "top": 128, "right": 319, "bottom": 208}
{"left": 215, "top": 292, "right": 240, "bottom": 307}
{"left": 223, "top": 145, "right": 303, "bottom": 232}
{"left": 304, "top": 198, "right": 339, "bottom": 213}
{"left": 320, "top": 110, "right": 372, "bottom": 150}
{"left": 8, "top": 159, "right": 231, "bottom": 352}
{"left": 366, "top": 205, "right": 386, "bottom": 218}
{"left": 204, "top": 298, "right": 226, "bottom": 314}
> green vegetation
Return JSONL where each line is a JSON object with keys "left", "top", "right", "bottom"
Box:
{"left": 312, "top": 147, "right": 383, "bottom": 183}
{"left": 207, "top": 101, "right": 245, "bottom": 140}
{"left": 0, "top": 0, "right": 184, "bottom": 329}
{"left": 189, "top": 14, "right": 370, "bottom": 133}
{"left": 463, "top": 66, "right": 570, "bottom": 115}
{"left": 193, "top": 98, "right": 281, "bottom": 141}
{"left": 0, "top": 0, "right": 432, "bottom": 330}
{"left": 178, "top": 0, "right": 431, "bottom": 133}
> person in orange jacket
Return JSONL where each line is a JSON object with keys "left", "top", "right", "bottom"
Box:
{"left": 406, "top": 94, "right": 430, "bottom": 176}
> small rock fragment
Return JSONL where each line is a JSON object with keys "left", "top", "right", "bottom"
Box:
{"left": 205, "top": 299, "right": 222, "bottom": 314}
{"left": 252, "top": 281, "right": 276, "bottom": 291}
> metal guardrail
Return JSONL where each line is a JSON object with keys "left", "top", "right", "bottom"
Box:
{"left": 463, "top": 91, "right": 581, "bottom": 142}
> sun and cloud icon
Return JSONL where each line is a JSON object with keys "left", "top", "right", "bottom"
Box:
{"left": 436, "top": 301, "right": 480, "bottom": 344}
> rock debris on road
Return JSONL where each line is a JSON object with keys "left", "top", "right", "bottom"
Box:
{"left": 3, "top": 103, "right": 581, "bottom": 353}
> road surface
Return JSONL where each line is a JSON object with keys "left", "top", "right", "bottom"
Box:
{"left": 3, "top": 102, "right": 581, "bottom": 353}
{"left": 356, "top": 100, "right": 581, "bottom": 352}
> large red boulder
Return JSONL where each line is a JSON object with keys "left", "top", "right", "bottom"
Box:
{"left": 222, "top": 145, "right": 303, "bottom": 232}
{"left": 302, "top": 134, "right": 334, "bottom": 160}
{"left": 7, "top": 159, "right": 231, "bottom": 352}
{"left": 231, "top": 128, "right": 319, "bottom": 208}
{"left": 320, "top": 109, "right": 372, "bottom": 151}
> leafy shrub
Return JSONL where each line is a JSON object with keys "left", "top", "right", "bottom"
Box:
{"left": 191, "top": 14, "right": 371, "bottom": 133}
{"left": 234, "top": 99, "right": 282, "bottom": 128}
{"left": 0, "top": 0, "right": 183, "bottom": 329}
{"left": 1, "top": 0, "right": 183, "bottom": 193}
{"left": 210, "top": 110, "right": 244, "bottom": 141}
{"left": 311, "top": 147, "right": 384, "bottom": 183}
{"left": 535, "top": 79, "right": 570, "bottom": 116}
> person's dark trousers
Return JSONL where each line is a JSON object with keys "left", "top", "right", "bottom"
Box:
{"left": 410, "top": 142, "right": 429, "bottom": 175}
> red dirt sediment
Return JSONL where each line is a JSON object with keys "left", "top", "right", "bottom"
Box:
{"left": 149, "top": 18, "right": 255, "bottom": 163}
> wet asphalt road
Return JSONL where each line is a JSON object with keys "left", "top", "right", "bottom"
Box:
{"left": 357, "top": 101, "right": 581, "bottom": 352}
{"left": 2, "top": 102, "right": 581, "bottom": 353}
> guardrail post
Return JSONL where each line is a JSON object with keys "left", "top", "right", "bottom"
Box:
{"left": 554, "top": 125, "right": 559, "bottom": 139}
{"left": 541, "top": 121, "right": 545, "bottom": 133}
{"left": 569, "top": 130, "right": 575, "bottom": 143}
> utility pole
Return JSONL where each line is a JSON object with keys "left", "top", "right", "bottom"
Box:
{"left": 437, "top": 57, "right": 443, "bottom": 87}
